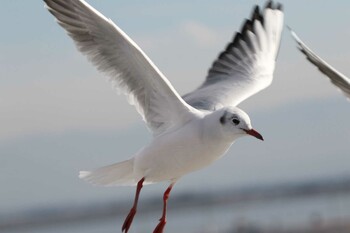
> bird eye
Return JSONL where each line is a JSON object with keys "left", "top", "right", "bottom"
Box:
{"left": 232, "top": 118, "right": 240, "bottom": 125}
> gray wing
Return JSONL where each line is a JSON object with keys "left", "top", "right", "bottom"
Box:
{"left": 44, "top": 0, "right": 200, "bottom": 136}
{"left": 289, "top": 28, "right": 350, "bottom": 99}
{"left": 183, "top": 1, "right": 284, "bottom": 111}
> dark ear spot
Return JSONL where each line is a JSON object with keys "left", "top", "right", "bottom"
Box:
{"left": 220, "top": 115, "right": 226, "bottom": 124}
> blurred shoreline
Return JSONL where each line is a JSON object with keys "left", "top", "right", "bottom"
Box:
{"left": 2, "top": 175, "right": 350, "bottom": 232}
{"left": 226, "top": 218, "right": 350, "bottom": 233}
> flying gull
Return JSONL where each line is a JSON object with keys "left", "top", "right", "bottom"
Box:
{"left": 44, "top": 0, "right": 284, "bottom": 232}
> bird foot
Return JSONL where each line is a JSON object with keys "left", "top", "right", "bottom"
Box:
{"left": 122, "top": 207, "right": 136, "bottom": 233}
{"left": 153, "top": 218, "right": 166, "bottom": 233}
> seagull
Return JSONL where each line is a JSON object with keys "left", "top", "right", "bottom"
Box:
{"left": 289, "top": 28, "right": 350, "bottom": 100}
{"left": 44, "top": 0, "right": 283, "bottom": 232}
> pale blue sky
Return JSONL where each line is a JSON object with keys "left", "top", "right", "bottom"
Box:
{"left": 1, "top": 0, "right": 350, "bottom": 212}
{"left": 1, "top": 0, "right": 350, "bottom": 140}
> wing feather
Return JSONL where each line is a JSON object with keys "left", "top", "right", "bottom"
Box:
{"left": 289, "top": 28, "right": 350, "bottom": 99}
{"left": 44, "top": 0, "right": 199, "bottom": 135}
{"left": 183, "top": 1, "right": 284, "bottom": 110}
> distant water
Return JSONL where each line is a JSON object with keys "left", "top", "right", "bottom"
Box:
{"left": 3, "top": 192, "right": 350, "bottom": 233}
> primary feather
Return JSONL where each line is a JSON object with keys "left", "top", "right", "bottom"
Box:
{"left": 289, "top": 28, "right": 350, "bottom": 99}
{"left": 183, "top": 1, "right": 284, "bottom": 110}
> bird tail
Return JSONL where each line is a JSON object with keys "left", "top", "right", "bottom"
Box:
{"left": 79, "top": 159, "right": 136, "bottom": 186}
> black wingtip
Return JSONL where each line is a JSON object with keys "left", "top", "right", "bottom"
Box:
{"left": 241, "top": 19, "right": 254, "bottom": 34}
{"left": 277, "top": 3, "right": 283, "bottom": 11}
{"left": 265, "top": 0, "right": 273, "bottom": 9}
{"left": 252, "top": 5, "right": 260, "bottom": 17}
{"left": 231, "top": 32, "right": 242, "bottom": 49}
{"left": 251, "top": 5, "right": 264, "bottom": 25}
{"left": 264, "top": 0, "right": 283, "bottom": 11}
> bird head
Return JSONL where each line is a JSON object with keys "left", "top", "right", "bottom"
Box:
{"left": 218, "top": 107, "right": 264, "bottom": 141}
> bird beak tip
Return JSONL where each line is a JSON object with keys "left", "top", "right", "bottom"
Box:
{"left": 244, "top": 129, "right": 264, "bottom": 141}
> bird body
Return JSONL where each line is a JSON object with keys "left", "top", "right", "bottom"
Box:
{"left": 82, "top": 107, "right": 249, "bottom": 186}
{"left": 134, "top": 108, "right": 241, "bottom": 184}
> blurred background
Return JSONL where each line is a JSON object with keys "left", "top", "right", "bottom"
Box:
{"left": 1, "top": 0, "right": 350, "bottom": 232}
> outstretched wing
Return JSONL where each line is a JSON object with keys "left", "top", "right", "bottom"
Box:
{"left": 183, "top": 1, "right": 284, "bottom": 111}
{"left": 289, "top": 28, "right": 350, "bottom": 99}
{"left": 44, "top": 0, "right": 199, "bottom": 136}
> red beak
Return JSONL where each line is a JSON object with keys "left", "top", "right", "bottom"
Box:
{"left": 243, "top": 129, "right": 264, "bottom": 141}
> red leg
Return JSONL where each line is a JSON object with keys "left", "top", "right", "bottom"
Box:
{"left": 122, "top": 177, "right": 145, "bottom": 233}
{"left": 153, "top": 183, "right": 174, "bottom": 233}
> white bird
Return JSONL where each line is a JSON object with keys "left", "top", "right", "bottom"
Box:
{"left": 289, "top": 28, "right": 350, "bottom": 100}
{"left": 44, "top": 0, "right": 284, "bottom": 232}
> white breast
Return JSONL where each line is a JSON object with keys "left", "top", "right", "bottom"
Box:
{"left": 133, "top": 118, "right": 234, "bottom": 183}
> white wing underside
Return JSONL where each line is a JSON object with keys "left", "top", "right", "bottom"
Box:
{"left": 290, "top": 29, "right": 350, "bottom": 100}
{"left": 183, "top": 2, "right": 284, "bottom": 110}
{"left": 44, "top": 0, "right": 199, "bottom": 136}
